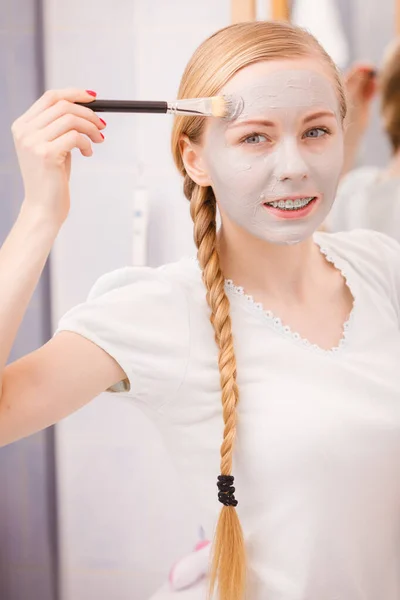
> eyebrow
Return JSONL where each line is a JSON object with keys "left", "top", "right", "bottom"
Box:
{"left": 303, "top": 110, "right": 336, "bottom": 123}
{"left": 227, "top": 118, "right": 275, "bottom": 130}
{"left": 227, "top": 110, "right": 336, "bottom": 130}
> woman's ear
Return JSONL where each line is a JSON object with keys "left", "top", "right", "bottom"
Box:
{"left": 179, "top": 135, "right": 212, "bottom": 187}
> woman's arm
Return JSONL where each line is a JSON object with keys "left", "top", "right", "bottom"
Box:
{"left": 0, "top": 204, "right": 126, "bottom": 447}
{"left": 0, "top": 88, "right": 117, "bottom": 446}
{"left": 0, "top": 330, "right": 126, "bottom": 447}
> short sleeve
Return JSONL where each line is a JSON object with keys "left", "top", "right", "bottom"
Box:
{"left": 54, "top": 266, "right": 190, "bottom": 406}
{"left": 370, "top": 231, "right": 400, "bottom": 320}
{"left": 326, "top": 167, "right": 381, "bottom": 232}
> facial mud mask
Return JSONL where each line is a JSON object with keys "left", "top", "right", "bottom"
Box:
{"left": 202, "top": 70, "right": 344, "bottom": 245}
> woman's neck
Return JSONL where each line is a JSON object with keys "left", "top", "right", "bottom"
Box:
{"left": 217, "top": 222, "right": 325, "bottom": 303}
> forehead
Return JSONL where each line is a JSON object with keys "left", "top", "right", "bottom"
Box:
{"left": 221, "top": 60, "right": 339, "bottom": 117}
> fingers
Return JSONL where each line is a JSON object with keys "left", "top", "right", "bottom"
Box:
{"left": 15, "top": 89, "right": 98, "bottom": 124}
{"left": 24, "top": 99, "right": 106, "bottom": 135}
{"left": 346, "top": 61, "right": 376, "bottom": 75}
{"left": 32, "top": 113, "right": 104, "bottom": 146}
{"left": 344, "top": 61, "right": 379, "bottom": 107}
{"left": 11, "top": 90, "right": 106, "bottom": 163}
{"left": 38, "top": 131, "right": 94, "bottom": 161}
{"left": 363, "top": 77, "right": 378, "bottom": 101}
{"left": 345, "top": 63, "right": 377, "bottom": 86}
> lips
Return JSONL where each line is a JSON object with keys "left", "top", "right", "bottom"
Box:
{"left": 263, "top": 195, "right": 318, "bottom": 205}
{"left": 262, "top": 196, "right": 319, "bottom": 220}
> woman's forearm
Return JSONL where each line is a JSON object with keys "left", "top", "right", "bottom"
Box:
{"left": 0, "top": 202, "right": 60, "bottom": 395}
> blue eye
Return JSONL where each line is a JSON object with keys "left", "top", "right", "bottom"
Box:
{"left": 243, "top": 134, "right": 268, "bottom": 144}
{"left": 304, "top": 127, "right": 329, "bottom": 139}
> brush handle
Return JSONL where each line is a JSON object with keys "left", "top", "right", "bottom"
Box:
{"left": 75, "top": 99, "right": 168, "bottom": 113}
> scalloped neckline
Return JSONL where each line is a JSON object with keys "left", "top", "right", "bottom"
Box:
{"left": 193, "top": 236, "right": 356, "bottom": 356}
{"left": 224, "top": 239, "right": 355, "bottom": 356}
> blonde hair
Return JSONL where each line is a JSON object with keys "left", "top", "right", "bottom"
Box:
{"left": 171, "top": 21, "right": 347, "bottom": 600}
{"left": 380, "top": 38, "right": 400, "bottom": 152}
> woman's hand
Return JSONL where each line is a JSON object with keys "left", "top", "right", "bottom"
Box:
{"left": 341, "top": 63, "right": 378, "bottom": 177}
{"left": 11, "top": 88, "right": 107, "bottom": 227}
{"left": 344, "top": 62, "right": 378, "bottom": 133}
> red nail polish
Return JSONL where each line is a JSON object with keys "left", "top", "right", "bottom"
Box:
{"left": 86, "top": 90, "right": 97, "bottom": 97}
{"left": 99, "top": 118, "right": 107, "bottom": 126}
{"left": 100, "top": 133, "right": 105, "bottom": 139}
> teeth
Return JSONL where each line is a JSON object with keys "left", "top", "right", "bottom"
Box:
{"left": 267, "top": 197, "right": 314, "bottom": 210}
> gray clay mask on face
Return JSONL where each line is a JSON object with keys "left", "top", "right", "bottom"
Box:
{"left": 201, "top": 70, "right": 344, "bottom": 245}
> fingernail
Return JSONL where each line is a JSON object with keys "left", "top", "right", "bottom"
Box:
{"left": 100, "top": 133, "right": 105, "bottom": 139}
{"left": 86, "top": 90, "right": 97, "bottom": 97}
{"left": 99, "top": 118, "right": 107, "bottom": 126}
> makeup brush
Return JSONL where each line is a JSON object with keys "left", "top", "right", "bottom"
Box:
{"left": 75, "top": 95, "right": 244, "bottom": 120}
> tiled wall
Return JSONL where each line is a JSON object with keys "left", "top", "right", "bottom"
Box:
{"left": 0, "top": 1, "right": 57, "bottom": 600}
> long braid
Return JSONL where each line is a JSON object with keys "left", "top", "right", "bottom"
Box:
{"left": 189, "top": 177, "right": 246, "bottom": 600}
{"left": 171, "top": 20, "right": 349, "bottom": 600}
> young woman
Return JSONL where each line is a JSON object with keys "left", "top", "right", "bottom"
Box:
{"left": 326, "top": 38, "right": 400, "bottom": 241}
{"left": 1, "top": 21, "right": 400, "bottom": 600}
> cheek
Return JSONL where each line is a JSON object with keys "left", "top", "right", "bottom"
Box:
{"left": 203, "top": 127, "right": 261, "bottom": 179}
{"left": 203, "top": 145, "right": 248, "bottom": 181}
{"left": 305, "top": 138, "right": 344, "bottom": 178}
{"left": 208, "top": 153, "right": 274, "bottom": 200}
{"left": 203, "top": 136, "right": 272, "bottom": 182}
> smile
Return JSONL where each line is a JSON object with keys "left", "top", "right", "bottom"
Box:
{"left": 264, "top": 197, "right": 316, "bottom": 211}
{"left": 262, "top": 196, "right": 319, "bottom": 220}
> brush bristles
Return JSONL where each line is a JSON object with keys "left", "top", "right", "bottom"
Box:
{"left": 211, "top": 95, "right": 244, "bottom": 120}
{"left": 210, "top": 96, "right": 230, "bottom": 118}
{"left": 168, "top": 95, "right": 243, "bottom": 119}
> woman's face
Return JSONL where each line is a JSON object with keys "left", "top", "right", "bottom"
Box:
{"left": 200, "top": 58, "right": 344, "bottom": 245}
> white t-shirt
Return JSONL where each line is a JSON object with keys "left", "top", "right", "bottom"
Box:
{"left": 326, "top": 166, "right": 400, "bottom": 242}
{"left": 56, "top": 229, "right": 400, "bottom": 600}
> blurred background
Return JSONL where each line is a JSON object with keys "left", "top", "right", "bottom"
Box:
{"left": 0, "top": 0, "right": 398, "bottom": 599}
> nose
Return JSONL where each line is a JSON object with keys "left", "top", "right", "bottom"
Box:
{"left": 273, "top": 138, "right": 309, "bottom": 182}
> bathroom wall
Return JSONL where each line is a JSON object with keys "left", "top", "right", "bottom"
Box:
{"left": 0, "top": 1, "right": 58, "bottom": 599}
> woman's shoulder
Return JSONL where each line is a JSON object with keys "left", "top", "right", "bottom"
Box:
{"left": 326, "top": 167, "right": 382, "bottom": 232}
{"left": 57, "top": 257, "right": 202, "bottom": 400}
{"left": 58, "top": 256, "right": 202, "bottom": 345}
{"left": 87, "top": 256, "right": 201, "bottom": 304}
{"left": 315, "top": 229, "right": 400, "bottom": 305}
{"left": 337, "top": 166, "right": 382, "bottom": 195}
{"left": 316, "top": 228, "right": 400, "bottom": 258}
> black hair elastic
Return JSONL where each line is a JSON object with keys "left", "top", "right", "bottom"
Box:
{"left": 217, "top": 474, "right": 238, "bottom": 507}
